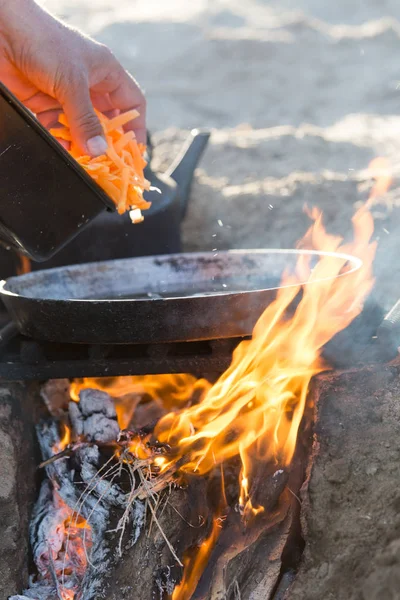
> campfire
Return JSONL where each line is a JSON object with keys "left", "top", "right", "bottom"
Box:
{"left": 7, "top": 159, "right": 393, "bottom": 600}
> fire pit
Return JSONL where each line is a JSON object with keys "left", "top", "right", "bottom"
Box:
{"left": 2, "top": 181, "right": 398, "bottom": 600}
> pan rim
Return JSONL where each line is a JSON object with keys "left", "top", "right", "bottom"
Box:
{"left": 0, "top": 248, "right": 362, "bottom": 304}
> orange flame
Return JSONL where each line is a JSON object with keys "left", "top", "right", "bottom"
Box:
{"left": 70, "top": 158, "right": 390, "bottom": 599}
{"left": 51, "top": 423, "right": 71, "bottom": 455}
{"left": 172, "top": 516, "right": 223, "bottom": 600}
{"left": 59, "top": 424, "right": 71, "bottom": 450}
{"left": 35, "top": 491, "right": 91, "bottom": 600}
{"left": 238, "top": 444, "right": 264, "bottom": 520}
{"left": 71, "top": 374, "right": 211, "bottom": 429}
{"left": 152, "top": 216, "right": 375, "bottom": 483}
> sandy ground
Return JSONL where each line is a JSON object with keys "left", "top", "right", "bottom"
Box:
{"left": 42, "top": 0, "right": 400, "bottom": 311}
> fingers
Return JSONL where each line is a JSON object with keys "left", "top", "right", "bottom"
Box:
{"left": 36, "top": 108, "right": 62, "bottom": 129}
{"left": 91, "top": 66, "right": 146, "bottom": 145}
{"left": 90, "top": 91, "right": 114, "bottom": 114}
{"left": 23, "top": 91, "right": 60, "bottom": 115}
{"left": 59, "top": 77, "right": 107, "bottom": 156}
{"left": 109, "top": 73, "right": 146, "bottom": 144}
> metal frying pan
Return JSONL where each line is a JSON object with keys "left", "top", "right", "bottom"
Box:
{"left": 0, "top": 250, "right": 361, "bottom": 345}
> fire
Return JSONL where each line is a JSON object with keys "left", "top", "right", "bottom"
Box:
{"left": 59, "top": 424, "right": 71, "bottom": 451}
{"left": 51, "top": 423, "right": 71, "bottom": 456}
{"left": 152, "top": 213, "right": 376, "bottom": 485}
{"left": 239, "top": 444, "right": 264, "bottom": 520}
{"left": 68, "top": 158, "right": 390, "bottom": 599}
{"left": 35, "top": 491, "right": 92, "bottom": 600}
{"left": 172, "top": 516, "right": 223, "bottom": 600}
{"left": 71, "top": 374, "right": 211, "bottom": 429}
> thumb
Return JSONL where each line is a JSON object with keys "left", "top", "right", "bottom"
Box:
{"left": 61, "top": 82, "right": 107, "bottom": 157}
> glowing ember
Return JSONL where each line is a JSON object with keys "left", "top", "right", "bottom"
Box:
{"left": 35, "top": 490, "right": 92, "bottom": 600}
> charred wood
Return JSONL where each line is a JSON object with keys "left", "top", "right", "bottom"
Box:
{"left": 102, "top": 476, "right": 213, "bottom": 600}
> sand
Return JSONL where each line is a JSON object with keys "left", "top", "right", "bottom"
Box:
{"left": 43, "top": 0, "right": 400, "bottom": 310}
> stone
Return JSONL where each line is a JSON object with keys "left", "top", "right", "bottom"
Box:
{"left": 288, "top": 363, "right": 400, "bottom": 600}
{"left": 0, "top": 382, "right": 42, "bottom": 599}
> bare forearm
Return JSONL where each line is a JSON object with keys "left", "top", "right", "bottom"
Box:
{"left": 0, "top": 0, "right": 146, "bottom": 154}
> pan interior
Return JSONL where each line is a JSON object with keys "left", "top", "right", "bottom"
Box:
{"left": 0, "top": 250, "right": 361, "bottom": 302}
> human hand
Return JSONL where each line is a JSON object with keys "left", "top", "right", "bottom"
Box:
{"left": 0, "top": 0, "right": 146, "bottom": 156}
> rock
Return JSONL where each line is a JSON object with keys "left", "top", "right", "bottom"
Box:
{"left": 324, "top": 458, "right": 350, "bottom": 484}
{"left": 0, "top": 382, "right": 41, "bottom": 598}
{"left": 288, "top": 364, "right": 400, "bottom": 600}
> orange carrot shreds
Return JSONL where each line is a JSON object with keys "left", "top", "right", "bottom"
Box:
{"left": 49, "top": 127, "right": 72, "bottom": 142}
{"left": 50, "top": 110, "right": 152, "bottom": 221}
{"left": 114, "top": 131, "right": 135, "bottom": 154}
{"left": 118, "top": 167, "right": 131, "bottom": 214}
{"left": 76, "top": 155, "right": 92, "bottom": 165}
{"left": 106, "top": 144, "right": 126, "bottom": 171}
{"left": 105, "top": 109, "right": 140, "bottom": 133}
{"left": 58, "top": 113, "right": 69, "bottom": 127}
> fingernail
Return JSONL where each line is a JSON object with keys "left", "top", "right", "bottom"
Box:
{"left": 87, "top": 135, "right": 108, "bottom": 157}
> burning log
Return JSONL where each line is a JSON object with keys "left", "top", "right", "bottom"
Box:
{"left": 103, "top": 477, "right": 213, "bottom": 600}
{"left": 195, "top": 471, "right": 291, "bottom": 600}
{"left": 288, "top": 362, "right": 400, "bottom": 600}
{"left": 14, "top": 383, "right": 215, "bottom": 600}
{"left": 192, "top": 409, "right": 312, "bottom": 600}
{"left": 69, "top": 388, "right": 120, "bottom": 444}
{"left": 13, "top": 387, "right": 132, "bottom": 600}
{"left": 13, "top": 380, "right": 310, "bottom": 600}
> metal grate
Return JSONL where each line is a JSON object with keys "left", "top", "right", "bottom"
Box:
{"left": 0, "top": 333, "right": 248, "bottom": 380}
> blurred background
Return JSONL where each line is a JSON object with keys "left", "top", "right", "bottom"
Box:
{"left": 38, "top": 0, "right": 400, "bottom": 305}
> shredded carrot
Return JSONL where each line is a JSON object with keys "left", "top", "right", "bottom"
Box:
{"left": 50, "top": 110, "right": 151, "bottom": 221}
{"left": 105, "top": 109, "right": 140, "bottom": 132}
{"left": 49, "top": 127, "right": 72, "bottom": 142}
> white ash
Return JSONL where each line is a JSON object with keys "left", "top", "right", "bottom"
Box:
{"left": 29, "top": 480, "right": 72, "bottom": 577}
{"left": 16, "top": 420, "right": 111, "bottom": 600}
{"left": 77, "top": 388, "right": 118, "bottom": 420}
{"left": 69, "top": 388, "right": 120, "bottom": 443}
{"left": 155, "top": 567, "right": 178, "bottom": 599}
{"left": 78, "top": 444, "right": 127, "bottom": 508}
{"left": 15, "top": 386, "right": 147, "bottom": 600}
{"left": 36, "top": 421, "right": 80, "bottom": 510}
{"left": 130, "top": 501, "right": 146, "bottom": 547}
{"left": 10, "top": 589, "right": 54, "bottom": 600}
